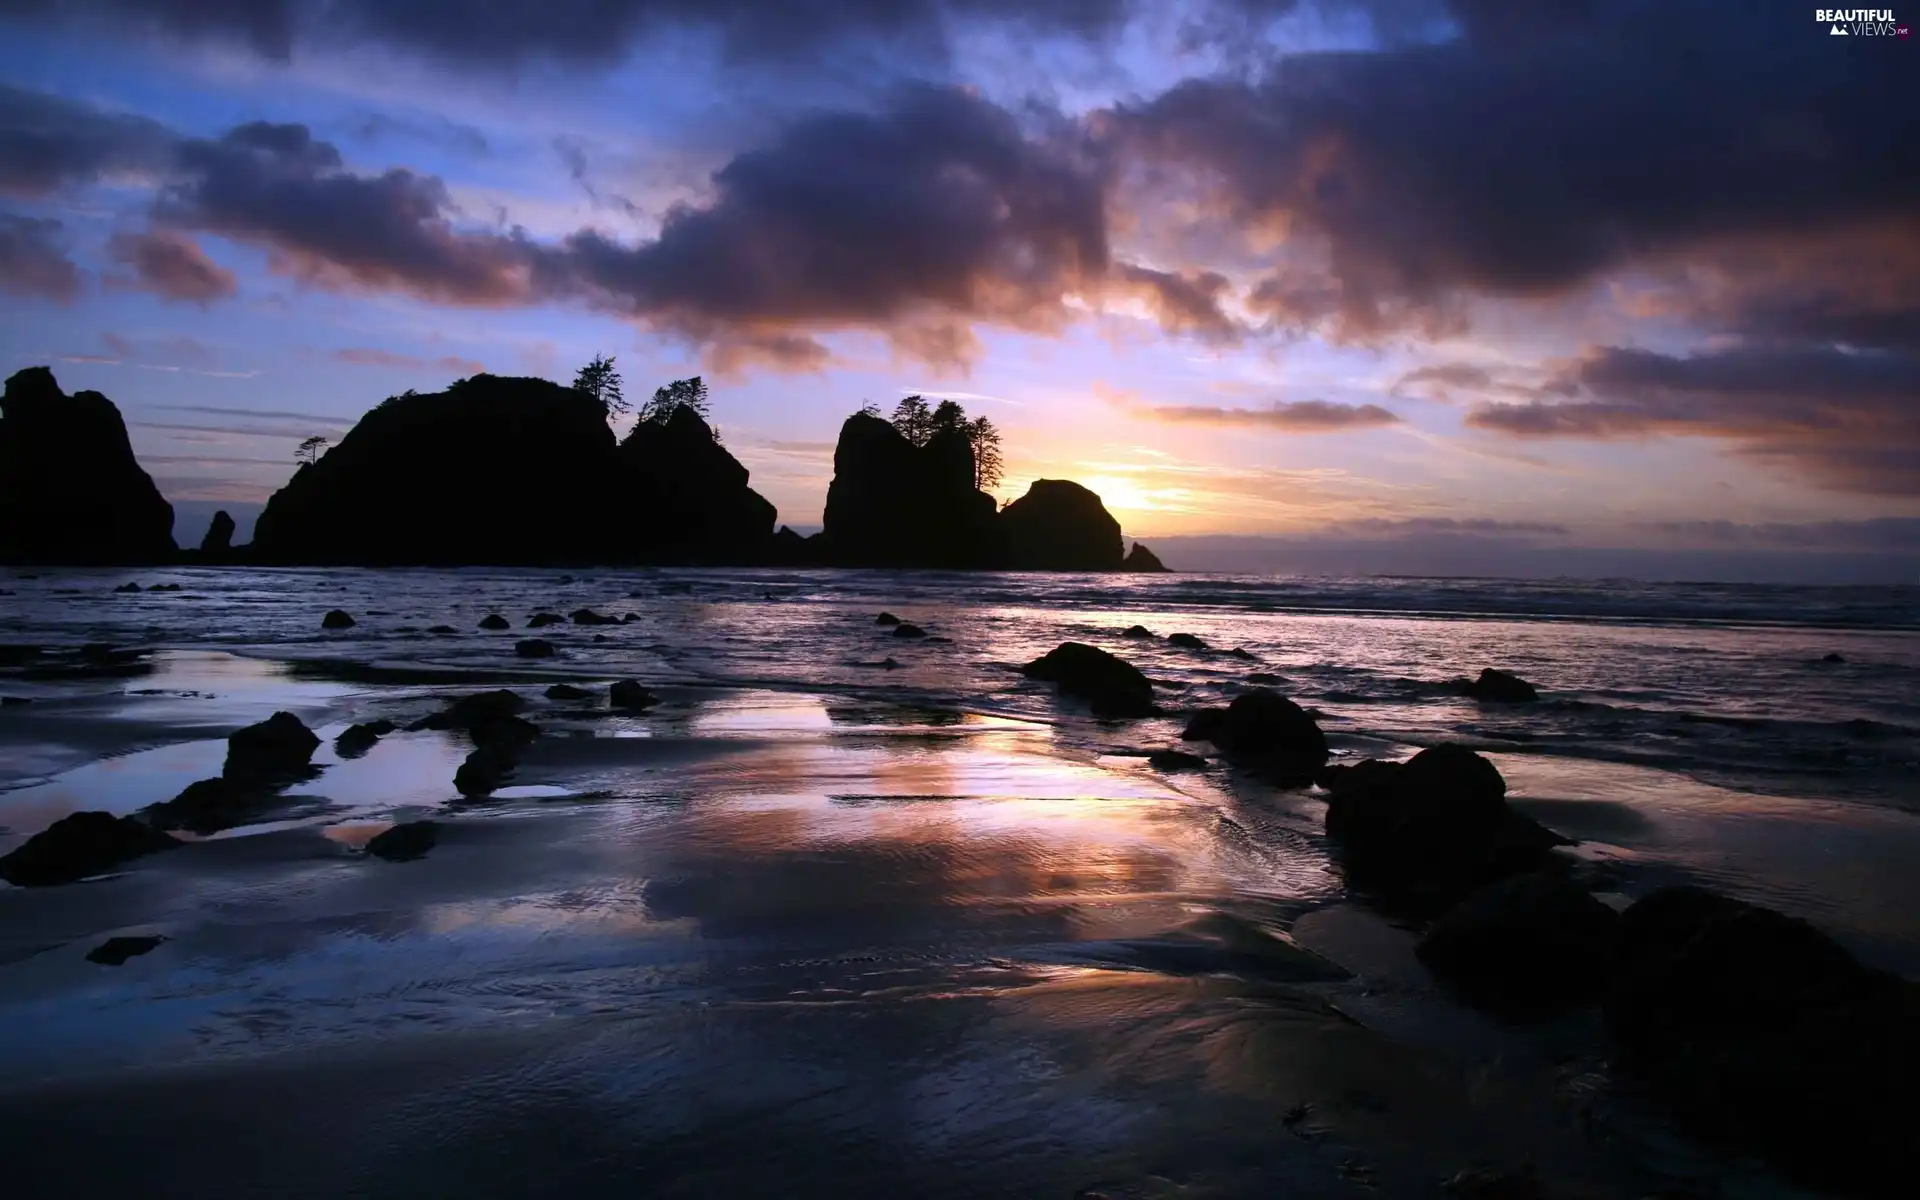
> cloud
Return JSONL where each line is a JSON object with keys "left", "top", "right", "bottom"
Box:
{"left": 107, "top": 228, "right": 237, "bottom": 303}
{"left": 551, "top": 85, "right": 1109, "bottom": 364}
{"left": 1148, "top": 398, "right": 1401, "bottom": 431}
{"left": 153, "top": 404, "right": 352, "bottom": 425}
{"left": 1645, "top": 518, "right": 1920, "bottom": 553}
{"left": 1114, "top": 263, "right": 1243, "bottom": 343}
{"left": 0, "top": 211, "right": 80, "bottom": 300}
{"left": 0, "top": 82, "right": 174, "bottom": 197}
{"left": 154, "top": 121, "right": 542, "bottom": 304}
{"left": 1110, "top": 3, "right": 1920, "bottom": 339}
{"left": 330, "top": 347, "right": 486, "bottom": 374}
{"left": 1466, "top": 344, "right": 1920, "bottom": 494}
{"left": 1331, "top": 516, "right": 1569, "bottom": 538}
{"left": 0, "top": 0, "right": 1291, "bottom": 70}
{"left": 704, "top": 333, "right": 835, "bottom": 377}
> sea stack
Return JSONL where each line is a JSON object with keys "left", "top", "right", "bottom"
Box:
{"left": 0, "top": 367, "right": 176, "bottom": 565}
{"left": 820, "top": 411, "right": 999, "bottom": 568}
{"left": 617, "top": 404, "right": 776, "bottom": 563}
{"left": 999, "top": 479, "right": 1124, "bottom": 570}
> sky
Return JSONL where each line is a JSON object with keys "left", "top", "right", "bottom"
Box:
{"left": 1, "top": 0, "right": 1917, "bottom": 581}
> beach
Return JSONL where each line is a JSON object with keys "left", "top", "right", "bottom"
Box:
{"left": 2, "top": 567, "right": 1917, "bottom": 1197}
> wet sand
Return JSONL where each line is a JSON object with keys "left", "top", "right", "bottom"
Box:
{"left": 0, "top": 649, "right": 1889, "bottom": 1196}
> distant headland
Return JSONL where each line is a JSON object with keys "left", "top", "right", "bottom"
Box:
{"left": 0, "top": 364, "right": 1169, "bottom": 572}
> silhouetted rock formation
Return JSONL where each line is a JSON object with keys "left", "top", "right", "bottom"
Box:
{"left": 146, "top": 711, "right": 324, "bottom": 833}
{"left": 1180, "top": 689, "right": 1328, "bottom": 782}
{"left": 1416, "top": 873, "right": 1621, "bottom": 1015}
{"left": 199, "top": 510, "right": 235, "bottom": 554}
{"left": 1320, "top": 745, "right": 1568, "bottom": 913}
{"left": 1167, "top": 632, "right": 1208, "bottom": 650}
{"left": 87, "top": 935, "right": 166, "bottom": 965}
{"left": 0, "top": 811, "right": 180, "bottom": 887}
{"left": 335, "top": 719, "right": 395, "bottom": 759}
{"left": 1000, "top": 479, "right": 1123, "bottom": 570}
{"left": 367, "top": 821, "right": 438, "bottom": 862}
{"left": 1459, "top": 667, "right": 1539, "bottom": 702}
{"left": 610, "top": 680, "right": 659, "bottom": 710}
{"left": 1021, "top": 642, "right": 1157, "bottom": 717}
{"left": 515, "top": 638, "right": 555, "bottom": 658}
{"left": 768, "top": 525, "right": 818, "bottom": 564}
{"left": 619, "top": 406, "right": 776, "bottom": 563}
{"left": 822, "top": 412, "right": 999, "bottom": 568}
{"left": 0, "top": 368, "right": 175, "bottom": 565}
{"left": 252, "top": 376, "right": 621, "bottom": 564}
{"left": 322, "top": 609, "right": 356, "bottom": 629}
{"left": 1123, "top": 542, "right": 1169, "bottom": 572}
{"left": 1606, "top": 886, "right": 1919, "bottom": 1195}
{"left": 250, "top": 375, "right": 774, "bottom": 566}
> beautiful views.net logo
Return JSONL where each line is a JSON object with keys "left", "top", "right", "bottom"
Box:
{"left": 1816, "top": 7, "right": 1910, "bottom": 34}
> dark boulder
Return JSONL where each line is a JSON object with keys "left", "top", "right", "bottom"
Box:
{"left": 1228, "top": 647, "right": 1256, "bottom": 660}
{"left": 0, "top": 367, "right": 176, "bottom": 565}
{"left": 322, "top": 609, "right": 356, "bottom": 630}
{"left": 1022, "top": 642, "right": 1157, "bottom": 718}
{"left": 366, "top": 820, "right": 438, "bottom": 862}
{"left": 428, "top": 624, "right": 457, "bottom": 635}
{"left": 87, "top": 935, "right": 166, "bottom": 965}
{"left": 144, "top": 777, "right": 271, "bottom": 833}
{"left": 544, "top": 683, "right": 594, "bottom": 701}
{"left": 609, "top": 680, "right": 659, "bottom": 710}
{"left": 1416, "top": 873, "right": 1621, "bottom": 1014}
{"left": 820, "top": 412, "right": 999, "bottom": 568}
{"left": 617, "top": 404, "right": 777, "bottom": 564}
{"left": 1822, "top": 652, "right": 1846, "bottom": 664}
{"left": 1604, "top": 887, "right": 1920, "bottom": 1195}
{"left": 415, "top": 689, "right": 527, "bottom": 729}
{"left": 515, "top": 638, "right": 555, "bottom": 658}
{"left": 226, "top": 711, "right": 321, "bottom": 782}
{"left": 570, "top": 607, "right": 619, "bottom": 626}
{"left": 875, "top": 612, "right": 901, "bottom": 626}
{"left": 892, "top": 623, "right": 927, "bottom": 638}
{"left": 249, "top": 375, "right": 627, "bottom": 565}
{"left": 1148, "top": 748, "right": 1208, "bottom": 771}
{"left": 1122, "top": 625, "right": 1154, "bottom": 639}
{"left": 1122, "top": 542, "right": 1169, "bottom": 572}
{"left": 199, "top": 509, "right": 236, "bottom": 554}
{"left": 527, "top": 612, "right": 565, "bottom": 628}
{"left": 1459, "top": 668, "right": 1539, "bottom": 703}
{"left": 455, "top": 743, "right": 520, "bottom": 797}
{"left": 114, "top": 581, "right": 142, "bottom": 593}
{"left": 1167, "top": 632, "right": 1208, "bottom": 650}
{"left": 1320, "top": 745, "right": 1568, "bottom": 912}
{"left": 478, "top": 614, "right": 510, "bottom": 630}
{"left": 1179, "top": 689, "right": 1327, "bottom": 782}
{"left": 334, "top": 719, "right": 395, "bottom": 759}
{"left": 0, "top": 811, "right": 180, "bottom": 886}
{"left": 999, "top": 479, "right": 1124, "bottom": 570}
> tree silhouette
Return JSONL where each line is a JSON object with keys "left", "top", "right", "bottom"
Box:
{"left": 573, "top": 355, "right": 627, "bottom": 417}
{"left": 890, "top": 395, "right": 933, "bottom": 445}
{"left": 886, "top": 396, "right": 1003, "bottom": 488}
{"left": 640, "top": 376, "right": 711, "bottom": 424}
{"left": 295, "top": 435, "right": 329, "bottom": 466}
{"left": 967, "top": 416, "right": 1004, "bottom": 489}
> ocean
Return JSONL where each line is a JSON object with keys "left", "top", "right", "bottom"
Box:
{"left": 1, "top": 567, "right": 1916, "bottom": 1196}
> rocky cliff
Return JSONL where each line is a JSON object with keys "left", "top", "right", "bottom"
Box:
{"left": 1000, "top": 479, "right": 1125, "bottom": 570}
{"left": 820, "top": 413, "right": 999, "bottom": 568}
{"left": 0, "top": 367, "right": 175, "bottom": 565}
{"left": 618, "top": 406, "right": 776, "bottom": 563}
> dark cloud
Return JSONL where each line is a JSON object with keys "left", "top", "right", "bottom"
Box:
{"left": 0, "top": 82, "right": 174, "bottom": 197}
{"left": 552, "top": 84, "right": 1110, "bottom": 360}
{"left": 0, "top": 210, "right": 79, "bottom": 300}
{"left": 330, "top": 347, "right": 486, "bottom": 374}
{"left": 1467, "top": 345, "right": 1920, "bottom": 495}
{"left": 0, "top": 0, "right": 1295, "bottom": 69}
{"left": 1150, "top": 398, "right": 1400, "bottom": 431}
{"left": 107, "top": 228, "right": 237, "bottom": 302}
{"left": 1646, "top": 518, "right": 1920, "bottom": 553}
{"left": 1116, "top": 263, "right": 1242, "bottom": 343}
{"left": 155, "top": 121, "right": 540, "bottom": 304}
{"left": 1334, "top": 516, "right": 1568, "bottom": 537}
{"left": 1113, "top": 2, "right": 1920, "bottom": 339}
